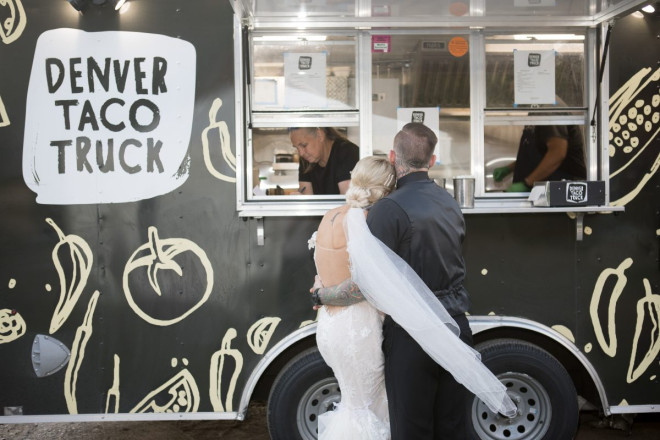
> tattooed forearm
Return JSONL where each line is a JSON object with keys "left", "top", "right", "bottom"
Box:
{"left": 318, "top": 278, "right": 364, "bottom": 306}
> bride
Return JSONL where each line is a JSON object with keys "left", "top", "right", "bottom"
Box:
{"left": 312, "top": 156, "right": 395, "bottom": 440}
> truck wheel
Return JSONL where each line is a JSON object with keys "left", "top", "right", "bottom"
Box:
{"left": 267, "top": 347, "right": 339, "bottom": 440}
{"left": 468, "top": 339, "right": 579, "bottom": 440}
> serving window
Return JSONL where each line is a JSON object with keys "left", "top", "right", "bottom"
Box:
{"left": 371, "top": 33, "right": 472, "bottom": 182}
{"left": 237, "top": 23, "right": 615, "bottom": 216}
{"left": 478, "top": 32, "right": 594, "bottom": 201}
{"left": 251, "top": 34, "right": 358, "bottom": 111}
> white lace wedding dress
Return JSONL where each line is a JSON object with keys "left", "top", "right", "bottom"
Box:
{"left": 312, "top": 204, "right": 390, "bottom": 440}
{"left": 316, "top": 301, "right": 390, "bottom": 440}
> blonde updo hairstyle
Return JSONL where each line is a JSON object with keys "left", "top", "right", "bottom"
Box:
{"left": 345, "top": 156, "right": 396, "bottom": 208}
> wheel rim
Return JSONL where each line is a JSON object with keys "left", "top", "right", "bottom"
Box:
{"left": 471, "top": 372, "right": 552, "bottom": 440}
{"left": 296, "top": 377, "right": 341, "bottom": 440}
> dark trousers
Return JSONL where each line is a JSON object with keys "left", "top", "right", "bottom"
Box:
{"left": 382, "top": 313, "right": 473, "bottom": 440}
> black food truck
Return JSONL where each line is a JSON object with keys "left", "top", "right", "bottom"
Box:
{"left": 0, "top": 0, "right": 659, "bottom": 439}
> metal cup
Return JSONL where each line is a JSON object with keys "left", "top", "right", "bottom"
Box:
{"left": 453, "top": 176, "right": 475, "bottom": 208}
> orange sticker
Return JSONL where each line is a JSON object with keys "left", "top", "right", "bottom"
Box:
{"left": 449, "top": 1, "right": 469, "bottom": 17}
{"left": 448, "top": 36, "right": 468, "bottom": 57}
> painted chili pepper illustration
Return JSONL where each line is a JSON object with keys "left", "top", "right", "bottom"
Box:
{"left": 201, "top": 98, "right": 236, "bottom": 182}
{"left": 210, "top": 327, "right": 243, "bottom": 412}
{"left": 626, "top": 278, "right": 660, "bottom": 383}
{"left": 105, "top": 354, "right": 121, "bottom": 414}
{"left": 46, "top": 218, "right": 93, "bottom": 334}
{"left": 64, "top": 290, "right": 99, "bottom": 414}
{"left": 589, "top": 258, "right": 632, "bottom": 357}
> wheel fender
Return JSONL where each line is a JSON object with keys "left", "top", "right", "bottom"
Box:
{"left": 469, "top": 315, "right": 609, "bottom": 415}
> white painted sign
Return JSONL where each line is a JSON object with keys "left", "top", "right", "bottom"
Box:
{"left": 23, "top": 29, "right": 196, "bottom": 204}
{"left": 514, "top": 49, "right": 556, "bottom": 105}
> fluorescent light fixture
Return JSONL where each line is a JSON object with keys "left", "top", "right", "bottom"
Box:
{"left": 514, "top": 34, "right": 585, "bottom": 41}
{"left": 115, "top": 0, "right": 127, "bottom": 10}
{"left": 254, "top": 35, "right": 327, "bottom": 42}
{"left": 642, "top": 5, "right": 655, "bottom": 13}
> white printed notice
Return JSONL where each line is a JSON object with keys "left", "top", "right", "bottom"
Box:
{"left": 396, "top": 107, "right": 450, "bottom": 165}
{"left": 23, "top": 29, "right": 196, "bottom": 204}
{"left": 513, "top": 49, "right": 556, "bottom": 105}
{"left": 283, "top": 52, "right": 327, "bottom": 108}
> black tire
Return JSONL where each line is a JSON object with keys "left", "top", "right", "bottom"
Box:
{"left": 467, "top": 338, "right": 579, "bottom": 440}
{"left": 267, "top": 347, "right": 339, "bottom": 440}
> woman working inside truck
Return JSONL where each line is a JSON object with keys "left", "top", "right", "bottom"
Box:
{"left": 289, "top": 127, "right": 360, "bottom": 195}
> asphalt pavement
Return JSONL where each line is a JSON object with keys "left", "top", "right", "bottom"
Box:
{"left": 1, "top": 404, "right": 659, "bottom": 439}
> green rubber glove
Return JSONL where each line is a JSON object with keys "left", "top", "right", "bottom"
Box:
{"left": 506, "top": 181, "right": 531, "bottom": 192}
{"left": 493, "top": 166, "right": 511, "bottom": 182}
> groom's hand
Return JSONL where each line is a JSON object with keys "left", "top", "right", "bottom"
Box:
{"left": 311, "top": 275, "right": 324, "bottom": 310}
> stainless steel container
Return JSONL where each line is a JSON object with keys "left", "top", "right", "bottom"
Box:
{"left": 433, "top": 178, "right": 446, "bottom": 189}
{"left": 453, "top": 176, "right": 475, "bottom": 208}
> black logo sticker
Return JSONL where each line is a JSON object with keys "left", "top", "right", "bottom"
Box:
{"left": 565, "top": 182, "right": 588, "bottom": 204}
{"left": 411, "top": 111, "right": 425, "bottom": 123}
{"left": 528, "top": 53, "right": 541, "bottom": 67}
{"left": 298, "top": 56, "right": 312, "bottom": 70}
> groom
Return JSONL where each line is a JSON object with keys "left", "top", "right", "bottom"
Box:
{"left": 313, "top": 122, "right": 473, "bottom": 438}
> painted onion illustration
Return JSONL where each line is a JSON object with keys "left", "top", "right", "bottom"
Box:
{"left": 247, "top": 317, "right": 281, "bottom": 355}
{"left": 0, "top": 308, "right": 26, "bottom": 344}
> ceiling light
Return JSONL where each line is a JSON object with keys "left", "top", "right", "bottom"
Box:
{"left": 642, "top": 5, "right": 655, "bottom": 13}
{"left": 254, "top": 35, "right": 327, "bottom": 42}
{"left": 115, "top": 0, "right": 127, "bottom": 10}
{"left": 513, "top": 34, "right": 585, "bottom": 41}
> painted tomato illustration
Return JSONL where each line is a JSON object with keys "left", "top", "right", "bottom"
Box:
{"left": 122, "top": 226, "right": 214, "bottom": 326}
